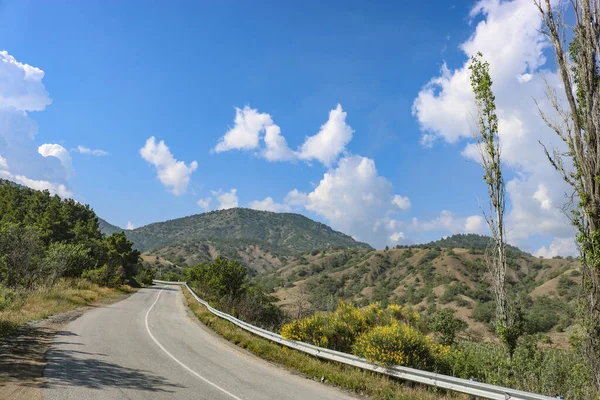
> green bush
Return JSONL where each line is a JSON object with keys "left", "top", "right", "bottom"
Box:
{"left": 82, "top": 264, "right": 125, "bottom": 287}
{"left": 134, "top": 267, "right": 156, "bottom": 286}
{"left": 472, "top": 301, "right": 495, "bottom": 325}
{"left": 429, "top": 308, "right": 468, "bottom": 345}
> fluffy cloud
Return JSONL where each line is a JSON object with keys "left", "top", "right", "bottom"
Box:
{"left": 126, "top": 221, "right": 135, "bottom": 230}
{"left": 392, "top": 195, "right": 411, "bottom": 211}
{"left": 0, "top": 50, "right": 73, "bottom": 196}
{"left": 535, "top": 237, "right": 578, "bottom": 258}
{"left": 464, "top": 215, "right": 486, "bottom": 234}
{"left": 297, "top": 104, "right": 353, "bottom": 166}
{"left": 212, "top": 188, "right": 238, "bottom": 210}
{"left": 0, "top": 50, "right": 52, "bottom": 112}
{"left": 140, "top": 137, "right": 198, "bottom": 195}
{"left": 390, "top": 232, "right": 405, "bottom": 243}
{"left": 263, "top": 124, "right": 295, "bottom": 161}
{"left": 286, "top": 155, "right": 410, "bottom": 246}
{"left": 249, "top": 197, "right": 291, "bottom": 212}
{"left": 412, "top": 0, "right": 574, "bottom": 254}
{"left": 284, "top": 189, "right": 309, "bottom": 207}
{"left": 197, "top": 197, "right": 212, "bottom": 211}
{"left": 38, "top": 143, "right": 73, "bottom": 178}
{"left": 2, "top": 172, "right": 73, "bottom": 198}
{"left": 214, "top": 106, "right": 273, "bottom": 153}
{"left": 214, "top": 104, "right": 353, "bottom": 166}
{"left": 75, "top": 145, "right": 109, "bottom": 156}
{"left": 0, "top": 156, "right": 7, "bottom": 170}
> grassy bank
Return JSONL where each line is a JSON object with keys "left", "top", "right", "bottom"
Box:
{"left": 181, "top": 288, "right": 460, "bottom": 400}
{"left": 0, "top": 278, "right": 133, "bottom": 337}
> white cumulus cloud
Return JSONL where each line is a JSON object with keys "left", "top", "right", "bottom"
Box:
{"left": 285, "top": 155, "right": 410, "bottom": 246}
{"left": 412, "top": 0, "right": 573, "bottom": 253}
{"left": 249, "top": 197, "right": 291, "bottom": 212}
{"left": 140, "top": 137, "right": 198, "bottom": 195}
{"left": 76, "top": 145, "right": 109, "bottom": 156}
{"left": 214, "top": 106, "right": 273, "bottom": 153}
{"left": 38, "top": 143, "right": 73, "bottom": 178}
{"left": 535, "top": 237, "right": 578, "bottom": 258}
{"left": 126, "top": 221, "right": 135, "bottom": 230}
{"left": 390, "top": 232, "right": 405, "bottom": 243}
{"left": 9, "top": 173, "right": 72, "bottom": 198}
{"left": 0, "top": 51, "right": 73, "bottom": 195}
{"left": 212, "top": 188, "right": 238, "bottom": 210}
{"left": 392, "top": 195, "right": 411, "bottom": 210}
{"left": 297, "top": 104, "right": 353, "bottom": 166}
{"left": 0, "top": 156, "right": 7, "bottom": 170}
{"left": 197, "top": 197, "right": 212, "bottom": 211}
{"left": 464, "top": 215, "right": 486, "bottom": 234}
{"left": 214, "top": 104, "right": 353, "bottom": 166}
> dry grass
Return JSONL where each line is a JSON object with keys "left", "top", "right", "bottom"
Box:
{"left": 0, "top": 279, "right": 132, "bottom": 337}
{"left": 182, "top": 288, "right": 463, "bottom": 400}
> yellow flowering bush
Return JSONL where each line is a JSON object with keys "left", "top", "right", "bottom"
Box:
{"left": 281, "top": 301, "right": 367, "bottom": 352}
{"left": 352, "top": 322, "right": 440, "bottom": 369}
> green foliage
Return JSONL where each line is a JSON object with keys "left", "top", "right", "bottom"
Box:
{"left": 398, "top": 233, "right": 526, "bottom": 256}
{"left": 103, "top": 232, "right": 141, "bottom": 279}
{"left": 557, "top": 275, "right": 579, "bottom": 300}
{"left": 82, "top": 264, "right": 125, "bottom": 287}
{"left": 105, "top": 208, "right": 372, "bottom": 256}
{"left": 429, "top": 308, "right": 468, "bottom": 345}
{"left": 185, "top": 257, "right": 283, "bottom": 329}
{"left": 43, "top": 242, "right": 93, "bottom": 278}
{"left": 0, "top": 223, "right": 45, "bottom": 288}
{"left": 0, "top": 180, "right": 140, "bottom": 290}
{"left": 134, "top": 267, "right": 156, "bottom": 286}
{"left": 472, "top": 301, "right": 495, "bottom": 325}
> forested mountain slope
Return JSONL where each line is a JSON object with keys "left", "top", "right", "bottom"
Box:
{"left": 256, "top": 238, "right": 579, "bottom": 345}
{"left": 100, "top": 208, "right": 372, "bottom": 272}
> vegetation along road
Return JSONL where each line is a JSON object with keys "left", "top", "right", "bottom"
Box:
{"left": 43, "top": 284, "right": 356, "bottom": 400}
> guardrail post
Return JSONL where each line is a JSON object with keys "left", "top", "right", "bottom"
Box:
{"left": 468, "top": 379, "right": 476, "bottom": 400}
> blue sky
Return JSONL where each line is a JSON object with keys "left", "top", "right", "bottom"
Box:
{"left": 0, "top": 0, "right": 577, "bottom": 255}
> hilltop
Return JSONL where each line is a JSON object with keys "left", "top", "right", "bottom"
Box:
{"left": 100, "top": 208, "right": 371, "bottom": 272}
{"left": 256, "top": 237, "right": 579, "bottom": 346}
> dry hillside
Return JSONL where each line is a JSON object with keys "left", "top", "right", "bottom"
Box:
{"left": 257, "top": 246, "right": 580, "bottom": 346}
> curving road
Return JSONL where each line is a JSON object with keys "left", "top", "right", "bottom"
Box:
{"left": 43, "top": 285, "right": 356, "bottom": 400}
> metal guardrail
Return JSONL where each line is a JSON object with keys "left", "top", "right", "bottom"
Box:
{"left": 153, "top": 279, "right": 560, "bottom": 400}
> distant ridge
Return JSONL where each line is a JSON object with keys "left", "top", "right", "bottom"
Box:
{"left": 398, "top": 233, "right": 528, "bottom": 255}
{"left": 99, "top": 208, "right": 372, "bottom": 271}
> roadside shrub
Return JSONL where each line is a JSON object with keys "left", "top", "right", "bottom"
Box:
{"left": 429, "top": 308, "right": 468, "bottom": 345}
{"left": 281, "top": 301, "right": 367, "bottom": 352}
{"left": 134, "top": 267, "right": 156, "bottom": 286}
{"left": 352, "top": 322, "right": 446, "bottom": 369}
{"left": 82, "top": 264, "right": 125, "bottom": 287}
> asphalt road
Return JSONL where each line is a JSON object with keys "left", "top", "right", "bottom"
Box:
{"left": 43, "top": 285, "right": 356, "bottom": 400}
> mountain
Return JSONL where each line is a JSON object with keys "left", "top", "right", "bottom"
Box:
{"left": 98, "top": 218, "right": 125, "bottom": 236}
{"left": 398, "top": 233, "right": 528, "bottom": 255}
{"left": 257, "top": 239, "right": 579, "bottom": 346}
{"left": 100, "top": 208, "right": 372, "bottom": 272}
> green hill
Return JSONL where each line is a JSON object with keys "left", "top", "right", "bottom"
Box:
{"left": 257, "top": 245, "right": 579, "bottom": 346}
{"left": 98, "top": 218, "right": 125, "bottom": 236}
{"left": 100, "top": 208, "right": 372, "bottom": 272}
{"left": 397, "top": 233, "right": 527, "bottom": 255}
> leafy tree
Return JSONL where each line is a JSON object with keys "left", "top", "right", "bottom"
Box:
{"left": 0, "top": 223, "right": 44, "bottom": 288}
{"left": 429, "top": 308, "right": 468, "bottom": 345}
{"left": 43, "top": 242, "right": 93, "bottom": 278}
{"left": 534, "top": 1, "right": 600, "bottom": 391}
{"left": 103, "top": 232, "right": 140, "bottom": 279}
{"left": 469, "top": 53, "right": 521, "bottom": 359}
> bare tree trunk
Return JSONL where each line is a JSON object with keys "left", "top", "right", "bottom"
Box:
{"left": 534, "top": 0, "right": 600, "bottom": 393}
